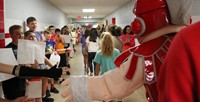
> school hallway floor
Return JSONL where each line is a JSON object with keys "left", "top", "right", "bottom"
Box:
{"left": 51, "top": 44, "right": 148, "bottom": 102}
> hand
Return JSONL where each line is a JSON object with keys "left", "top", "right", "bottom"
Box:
{"left": 61, "top": 79, "right": 74, "bottom": 102}
{"left": 10, "top": 96, "right": 34, "bottom": 102}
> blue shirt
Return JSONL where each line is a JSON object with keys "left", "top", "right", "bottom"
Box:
{"left": 94, "top": 48, "right": 120, "bottom": 75}
{"left": 45, "top": 40, "right": 55, "bottom": 52}
{"left": 35, "top": 31, "right": 43, "bottom": 41}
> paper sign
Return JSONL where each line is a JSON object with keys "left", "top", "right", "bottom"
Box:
{"left": 25, "top": 80, "right": 42, "bottom": 98}
{"left": 17, "top": 39, "right": 46, "bottom": 64}
{"left": 0, "top": 48, "right": 17, "bottom": 82}
{"left": 46, "top": 52, "right": 60, "bottom": 69}
{"left": 62, "top": 35, "right": 71, "bottom": 43}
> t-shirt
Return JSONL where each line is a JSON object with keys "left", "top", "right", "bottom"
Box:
{"left": 94, "top": 48, "right": 120, "bottom": 75}
{"left": 2, "top": 43, "right": 26, "bottom": 99}
{"left": 35, "top": 31, "right": 43, "bottom": 42}
{"left": 86, "top": 37, "right": 100, "bottom": 52}
{"left": 45, "top": 40, "right": 55, "bottom": 59}
{"left": 45, "top": 40, "right": 55, "bottom": 52}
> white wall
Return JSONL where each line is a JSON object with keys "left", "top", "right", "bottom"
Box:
{"left": 103, "top": 0, "right": 136, "bottom": 29}
{"left": 191, "top": 0, "right": 200, "bottom": 23}
{"left": 104, "top": 0, "right": 200, "bottom": 28}
{"left": 4, "top": 0, "right": 70, "bottom": 32}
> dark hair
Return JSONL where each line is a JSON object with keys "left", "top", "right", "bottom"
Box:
{"left": 89, "top": 28, "right": 98, "bottom": 42}
{"left": 43, "top": 30, "right": 51, "bottom": 35}
{"left": 84, "top": 29, "right": 90, "bottom": 38}
{"left": 24, "top": 30, "right": 34, "bottom": 38}
{"left": 55, "top": 28, "right": 61, "bottom": 33}
{"left": 9, "top": 25, "right": 22, "bottom": 34}
{"left": 123, "top": 25, "right": 133, "bottom": 34}
{"left": 26, "top": 17, "right": 37, "bottom": 24}
{"left": 48, "top": 25, "right": 55, "bottom": 30}
{"left": 108, "top": 24, "right": 122, "bottom": 36}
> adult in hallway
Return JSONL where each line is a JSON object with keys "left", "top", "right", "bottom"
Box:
{"left": 61, "top": 0, "right": 192, "bottom": 101}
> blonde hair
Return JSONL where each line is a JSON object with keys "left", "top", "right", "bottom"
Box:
{"left": 100, "top": 32, "right": 114, "bottom": 57}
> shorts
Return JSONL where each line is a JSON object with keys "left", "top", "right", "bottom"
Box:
{"left": 82, "top": 48, "right": 86, "bottom": 55}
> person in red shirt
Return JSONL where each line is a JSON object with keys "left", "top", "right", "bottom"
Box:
{"left": 158, "top": 21, "right": 200, "bottom": 102}
{"left": 120, "top": 25, "right": 135, "bottom": 51}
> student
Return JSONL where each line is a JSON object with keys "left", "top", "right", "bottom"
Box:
{"left": 61, "top": 26, "right": 71, "bottom": 68}
{"left": 81, "top": 29, "right": 89, "bottom": 74}
{"left": 26, "top": 17, "right": 43, "bottom": 42}
{"left": 120, "top": 25, "right": 135, "bottom": 51}
{"left": 94, "top": 32, "right": 120, "bottom": 76}
{"left": 26, "top": 17, "right": 57, "bottom": 102}
{"left": 24, "top": 30, "right": 42, "bottom": 102}
{"left": 108, "top": 24, "right": 124, "bottom": 52}
{"left": 85, "top": 28, "right": 100, "bottom": 76}
{"left": 2, "top": 25, "right": 27, "bottom": 100}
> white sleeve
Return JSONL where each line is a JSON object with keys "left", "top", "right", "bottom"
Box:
{"left": 64, "top": 53, "right": 144, "bottom": 101}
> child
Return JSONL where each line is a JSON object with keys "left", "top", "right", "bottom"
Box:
{"left": 81, "top": 29, "right": 89, "bottom": 74}
{"left": 94, "top": 32, "right": 120, "bottom": 76}
{"left": 85, "top": 28, "right": 100, "bottom": 76}
{"left": 43, "top": 30, "right": 60, "bottom": 95}
{"left": 24, "top": 30, "right": 42, "bottom": 102}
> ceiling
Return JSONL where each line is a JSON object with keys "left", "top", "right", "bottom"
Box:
{"left": 48, "top": 0, "right": 131, "bottom": 19}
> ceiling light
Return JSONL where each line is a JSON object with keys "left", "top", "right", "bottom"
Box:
{"left": 88, "top": 16, "right": 92, "bottom": 18}
{"left": 82, "top": 9, "right": 95, "bottom": 13}
{"left": 84, "top": 16, "right": 87, "bottom": 18}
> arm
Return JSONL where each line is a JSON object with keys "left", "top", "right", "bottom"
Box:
{"left": 95, "top": 63, "right": 100, "bottom": 76}
{"left": 44, "top": 57, "right": 54, "bottom": 67}
{"left": 0, "top": 96, "right": 33, "bottom": 102}
{"left": 0, "top": 62, "right": 63, "bottom": 78}
{"left": 61, "top": 54, "right": 144, "bottom": 101}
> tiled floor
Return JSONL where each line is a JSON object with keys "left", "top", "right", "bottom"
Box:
{"left": 50, "top": 44, "right": 148, "bottom": 102}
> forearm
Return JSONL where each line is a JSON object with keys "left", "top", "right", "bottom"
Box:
{"left": 95, "top": 64, "right": 100, "bottom": 76}
{"left": 44, "top": 57, "right": 54, "bottom": 67}
{"left": 0, "top": 62, "right": 15, "bottom": 74}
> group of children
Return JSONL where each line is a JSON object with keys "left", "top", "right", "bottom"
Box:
{"left": 1, "top": 16, "right": 73, "bottom": 102}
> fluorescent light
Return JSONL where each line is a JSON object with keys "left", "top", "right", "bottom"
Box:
{"left": 88, "top": 16, "right": 92, "bottom": 18}
{"left": 84, "top": 16, "right": 87, "bottom": 18}
{"left": 82, "top": 9, "right": 95, "bottom": 13}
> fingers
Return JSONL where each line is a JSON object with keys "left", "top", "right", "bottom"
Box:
{"left": 61, "top": 86, "right": 71, "bottom": 98}
{"left": 61, "top": 78, "right": 70, "bottom": 86}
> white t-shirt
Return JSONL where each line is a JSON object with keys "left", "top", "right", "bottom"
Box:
{"left": 86, "top": 37, "right": 100, "bottom": 52}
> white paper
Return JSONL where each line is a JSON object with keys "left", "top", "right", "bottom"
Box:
{"left": 47, "top": 52, "right": 60, "bottom": 69}
{"left": 0, "top": 48, "right": 17, "bottom": 82}
{"left": 25, "top": 80, "right": 42, "bottom": 98}
{"left": 62, "top": 35, "right": 71, "bottom": 43}
{"left": 17, "top": 39, "right": 46, "bottom": 64}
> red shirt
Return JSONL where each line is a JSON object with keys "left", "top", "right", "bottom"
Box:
{"left": 120, "top": 34, "right": 135, "bottom": 51}
{"left": 158, "top": 22, "right": 200, "bottom": 102}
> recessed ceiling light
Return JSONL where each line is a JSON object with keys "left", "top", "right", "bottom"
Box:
{"left": 82, "top": 9, "right": 95, "bottom": 13}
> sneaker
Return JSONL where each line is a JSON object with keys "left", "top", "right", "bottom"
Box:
{"left": 46, "top": 89, "right": 51, "bottom": 98}
{"left": 42, "top": 97, "right": 54, "bottom": 102}
{"left": 67, "top": 71, "right": 71, "bottom": 75}
{"left": 59, "top": 79, "right": 65, "bottom": 84}
{"left": 50, "top": 87, "right": 59, "bottom": 93}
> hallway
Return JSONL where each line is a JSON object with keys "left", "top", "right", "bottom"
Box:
{"left": 51, "top": 44, "right": 148, "bottom": 102}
